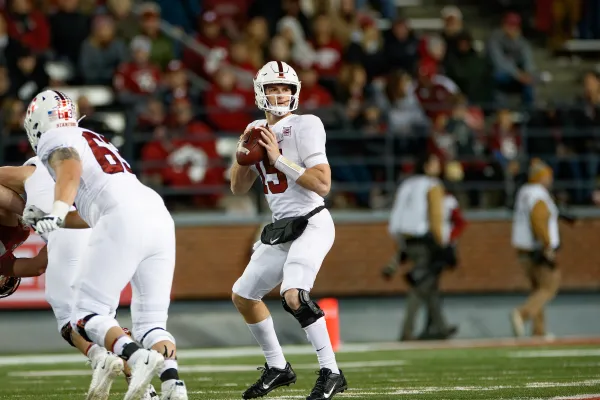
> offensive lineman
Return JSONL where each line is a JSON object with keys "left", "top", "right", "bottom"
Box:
{"left": 0, "top": 160, "right": 159, "bottom": 400}
{"left": 230, "top": 61, "right": 348, "bottom": 400}
{"left": 21, "top": 90, "right": 187, "bottom": 400}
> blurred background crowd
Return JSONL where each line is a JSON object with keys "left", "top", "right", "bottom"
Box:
{"left": 0, "top": 0, "right": 599, "bottom": 213}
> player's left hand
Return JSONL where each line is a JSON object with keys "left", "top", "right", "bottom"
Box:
{"left": 33, "top": 215, "right": 64, "bottom": 234}
{"left": 257, "top": 126, "right": 280, "bottom": 166}
{"left": 22, "top": 205, "right": 46, "bottom": 227}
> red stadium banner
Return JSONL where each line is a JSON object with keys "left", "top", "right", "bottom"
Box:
{"left": 0, "top": 231, "right": 133, "bottom": 309}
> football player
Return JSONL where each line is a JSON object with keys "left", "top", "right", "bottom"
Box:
{"left": 22, "top": 90, "right": 187, "bottom": 400}
{"left": 0, "top": 161, "right": 159, "bottom": 400}
{"left": 229, "top": 61, "right": 348, "bottom": 400}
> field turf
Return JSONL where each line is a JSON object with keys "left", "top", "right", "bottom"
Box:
{"left": 0, "top": 339, "right": 599, "bottom": 399}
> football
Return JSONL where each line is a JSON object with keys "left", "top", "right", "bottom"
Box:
{"left": 236, "top": 127, "right": 266, "bottom": 166}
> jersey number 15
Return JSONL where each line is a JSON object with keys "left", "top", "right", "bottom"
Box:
{"left": 83, "top": 131, "right": 132, "bottom": 174}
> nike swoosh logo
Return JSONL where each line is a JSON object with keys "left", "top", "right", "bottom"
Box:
{"left": 262, "top": 377, "right": 278, "bottom": 389}
{"left": 144, "top": 355, "right": 150, "bottom": 365}
{"left": 277, "top": 139, "right": 283, "bottom": 143}
{"left": 323, "top": 387, "right": 336, "bottom": 399}
{"left": 316, "top": 346, "right": 326, "bottom": 352}
{"left": 270, "top": 237, "right": 280, "bottom": 244}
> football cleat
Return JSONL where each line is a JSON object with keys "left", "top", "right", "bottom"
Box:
{"left": 242, "top": 362, "right": 297, "bottom": 399}
{"left": 86, "top": 351, "right": 124, "bottom": 400}
{"left": 306, "top": 368, "right": 347, "bottom": 400}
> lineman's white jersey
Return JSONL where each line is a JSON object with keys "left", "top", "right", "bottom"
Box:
{"left": 247, "top": 114, "right": 328, "bottom": 220}
{"left": 36, "top": 127, "right": 144, "bottom": 227}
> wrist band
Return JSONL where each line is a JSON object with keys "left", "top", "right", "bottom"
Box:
{"left": 274, "top": 155, "right": 305, "bottom": 181}
{"left": 51, "top": 201, "right": 70, "bottom": 220}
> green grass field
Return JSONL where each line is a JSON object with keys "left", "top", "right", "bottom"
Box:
{"left": 1, "top": 340, "right": 599, "bottom": 399}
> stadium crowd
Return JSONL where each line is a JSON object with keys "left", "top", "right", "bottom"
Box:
{"left": 0, "top": 0, "right": 599, "bottom": 211}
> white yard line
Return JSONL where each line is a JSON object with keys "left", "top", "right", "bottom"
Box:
{"left": 8, "top": 360, "right": 406, "bottom": 378}
{"left": 509, "top": 349, "right": 600, "bottom": 358}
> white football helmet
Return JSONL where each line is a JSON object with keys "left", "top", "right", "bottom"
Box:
{"left": 23, "top": 90, "right": 78, "bottom": 152}
{"left": 253, "top": 61, "right": 301, "bottom": 117}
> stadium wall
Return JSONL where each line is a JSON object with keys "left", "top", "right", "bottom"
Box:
{"left": 172, "top": 215, "right": 600, "bottom": 299}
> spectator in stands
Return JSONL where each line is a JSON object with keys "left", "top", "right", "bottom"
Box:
{"left": 445, "top": 31, "right": 493, "bottom": 106}
{"left": 203, "top": 67, "right": 254, "bottom": 133}
{"left": 138, "top": 97, "right": 166, "bottom": 133}
{"left": 419, "top": 34, "right": 446, "bottom": 74}
{"left": 297, "top": 66, "right": 341, "bottom": 128}
{"left": 48, "top": 0, "right": 89, "bottom": 73}
{"left": 104, "top": 0, "right": 139, "bottom": 43}
{"left": 77, "top": 95, "right": 115, "bottom": 136}
{"left": 113, "top": 35, "right": 161, "bottom": 106}
{"left": 1, "top": 99, "right": 32, "bottom": 164}
{"left": 7, "top": 44, "right": 49, "bottom": 102}
{"left": 154, "top": 0, "right": 200, "bottom": 35}
{"left": 79, "top": 15, "right": 127, "bottom": 85}
{"left": 489, "top": 108, "right": 521, "bottom": 169}
{"left": 316, "top": 0, "right": 357, "bottom": 47}
{"left": 137, "top": 2, "right": 174, "bottom": 71}
{"left": 440, "top": 6, "right": 469, "bottom": 60}
{"left": 345, "top": 14, "right": 387, "bottom": 80}
{"left": 376, "top": 70, "right": 427, "bottom": 142}
{"left": 310, "top": 14, "right": 344, "bottom": 83}
{"left": 141, "top": 98, "right": 224, "bottom": 210}
{"left": 3, "top": 0, "right": 50, "bottom": 53}
{"left": 569, "top": 71, "right": 600, "bottom": 203}
{"left": 159, "top": 60, "right": 199, "bottom": 107}
{"left": 578, "top": 0, "right": 600, "bottom": 39}
{"left": 244, "top": 16, "right": 269, "bottom": 62}
{"left": 183, "top": 10, "right": 229, "bottom": 78}
{"left": 277, "top": 16, "right": 315, "bottom": 70}
{"left": 226, "top": 39, "right": 257, "bottom": 89}
{"left": 414, "top": 62, "right": 459, "bottom": 120}
{"left": 488, "top": 12, "right": 535, "bottom": 105}
{"left": 383, "top": 17, "right": 419, "bottom": 76}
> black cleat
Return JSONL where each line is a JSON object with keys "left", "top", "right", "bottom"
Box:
{"left": 306, "top": 368, "right": 348, "bottom": 400}
{"left": 242, "top": 362, "right": 297, "bottom": 399}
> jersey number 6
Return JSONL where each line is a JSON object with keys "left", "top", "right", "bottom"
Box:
{"left": 83, "top": 131, "right": 133, "bottom": 174}
{"left": 255, "top": 149, "right": 288, "bottom": 194}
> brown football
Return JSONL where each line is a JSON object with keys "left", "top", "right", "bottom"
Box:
{"left": 236, "top": 127, "right": 266, "bottom": 166}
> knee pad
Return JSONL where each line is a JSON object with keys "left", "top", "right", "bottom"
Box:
{"left": 138, "top": 327, "right": 176, "bottom": 351}
{"left": 282, "top": 289, "right": 324, "bottom": 328}
{"left": 60, "top": 323, "right": 75, "bottom": 348}
{"left": 73, "top": 314, "right": 119, "bottom": 345}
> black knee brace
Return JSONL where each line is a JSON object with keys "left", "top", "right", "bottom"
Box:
{"left": 282, "top": 289, "right": 324, "bottom": 328}
{"left": 60, "top": 323, "right": 75, "bottom": 348}
{"left": 75, "top": 313, "right": 97, "bottom": 343}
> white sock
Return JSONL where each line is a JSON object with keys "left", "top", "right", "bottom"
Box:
{"left": 247, "top": 316, "right": 287, "bottom": 369}
{"left": 86, "top": 344, "right": 103, "bottom": 361}
{"left": 304, "top": 318, "right": 339, "bottom": 374}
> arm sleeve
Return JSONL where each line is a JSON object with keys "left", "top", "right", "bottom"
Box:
{"left": 296, "top": 115, "right": 328, "bottom": 168}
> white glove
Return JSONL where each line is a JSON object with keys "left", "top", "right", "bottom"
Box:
{"left": 22, "top": 205, "right": 47, "bottom": 227}
{"left": 34, "top": 215, "right": 64, "bottom": 234}
{"left": 27, "top": 201, "right": 70, "bottom": 234}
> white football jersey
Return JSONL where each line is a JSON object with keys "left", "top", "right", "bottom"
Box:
{"left": 388, "top": 175, "right": 443, "bottom": 240}
{"left": 512, "top": 183, "right": 559, "bottom": 251}
{"left": 36, "top": 127, "right": 156, "bottom": 227}
{"left": 247, "top": 114, "right": 328, "bottom": 220}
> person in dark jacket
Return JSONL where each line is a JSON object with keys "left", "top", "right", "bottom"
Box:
{"left": 383, "top": 17, "right": 419, "bottom": 75}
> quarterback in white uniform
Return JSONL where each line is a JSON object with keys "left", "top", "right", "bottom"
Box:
{"left": 22, "top": 90, "right": 187, "bottom": 400}
{"left": 0, "top": 158, "right": 159, "bottom": 400}
{"left": 230, "top": 61, "right": 348, "bottom": 400}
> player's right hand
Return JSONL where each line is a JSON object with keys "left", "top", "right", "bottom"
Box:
{"left": 33, "top": 215, "right": 64, "bottom": 234}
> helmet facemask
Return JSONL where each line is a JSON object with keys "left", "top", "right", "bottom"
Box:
{"left": 255, "top": 82, "right": 301, "bottom": 117}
